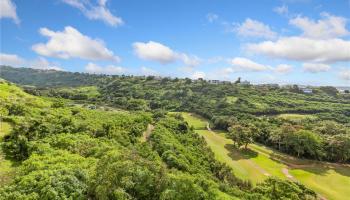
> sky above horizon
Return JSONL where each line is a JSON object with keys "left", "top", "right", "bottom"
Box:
{"left": 1, "top": 0, "right": 350, "bottom": 86}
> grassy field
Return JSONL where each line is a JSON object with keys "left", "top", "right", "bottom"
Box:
{"left": 182, "top": 112, "right": 350, "bottom": 200}
{"left": 180, "top": 112, "right": 208, "bottom": 130}
{"left": 0, "top": 122, "right": 16, "bottom": 187}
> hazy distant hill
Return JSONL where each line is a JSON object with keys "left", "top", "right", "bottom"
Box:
{"left": 0, "top": 65, "right": 101, "bottom": 87}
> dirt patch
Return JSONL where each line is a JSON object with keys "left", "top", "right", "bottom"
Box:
{"left": 141, "top": 124, "right": 154, "bottom": 142}
{"left": 282, "top": 168, "right": 295, "bottom": 179}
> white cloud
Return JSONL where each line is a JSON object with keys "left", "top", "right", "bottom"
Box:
{"left": 275, "top": 64, "right": 293, "bottom": 74}
{"left": 85, "top": 62, "right": 125, "bottom": 74}
{"left": 339, "top": 69, "right": 350, "bottom": 80}
{"left": 140, "top": 66, "right": 158, "bottom": 76}
{"left": 191, "top": 71, "right": 206, "bottom": 79}
{"left": 180, "top": 54, "right": 201, "bottom": 68}
{"left": 62, "top": 0, "right": 123, "bottom": 26}
{"left": 32, "top": 26, "right": 119, "bottom": 61}
{"left": 133, "top": 41, "right": 177, "bottom": 64}
{"left": 302, "top": 63, "right": 331, "bottom": 73}
{"left": 0, "top": 0, "right": 20, "bottom": 24}
{"left": 0, "top": 53, "right": 25, "bottom": 66}
{"left": 246, "top": 37, "right": 350, "bottom": 63}
{"left": 230, "top": 57, "right": 271, "bottom": 71}
{"left": 0, "top": 53, "right": 63, "bottom": 70}
{"left": 290, "top": 13, "right": 349, "bottom": 39}
{"left": 30, "top": 57, "right": 64, "bottom": 71}
{"left": 235, "top": 18, "right": 277, "bottom": 39}
{"left": 133, "top": 41, "right": 201, "bottom": 67}
{"left": 207, "top": 13, "right": 218, "bottom": 23}
{"left": 274, "top": 5, "right": 289, "bottom": 15}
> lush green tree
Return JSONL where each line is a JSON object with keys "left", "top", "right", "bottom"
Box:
{"left": 228, "top": 124, "right": 253, "bottom": 149}
{"left": 0, "top": 150, "right": 95, "bottom": 200}
{"left": 253, "top": 177, "right": 317, "bottom": 200}
{"left": 324, "top": 134, "right": 350, "bottom": 162}
{"left": 286, "top": 130, "right": 322, "bottom": 158}
{"left": 92, "top": 150, "right": 165, "bottom": 200}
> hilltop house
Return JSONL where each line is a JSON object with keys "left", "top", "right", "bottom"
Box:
{"left": 300, "top": 87, "right": 313, "bottom": 94}
{"left": 208, "top": 80, "right": 220, "bottom": 84}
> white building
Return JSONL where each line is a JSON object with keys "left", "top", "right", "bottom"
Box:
{"left": 301, "top": 88, "right": 313, "bottom": 94}
{"left": 209, "top": 80, "right": 220, "bottom": 84}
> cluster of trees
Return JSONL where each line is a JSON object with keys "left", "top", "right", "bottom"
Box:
{"left": 228, "top": 124, "right": 254, "bottom": 149}
{"left": 0, "top": 81, "right": 319, "bottom": 199}
{"left": 224, "top": 118, "right": 350, "bottom": 162}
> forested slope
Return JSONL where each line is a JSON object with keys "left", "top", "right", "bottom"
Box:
{"left": 1, "top": 66, "right": 350, "bottom": 163}
{"left": 0, "top": 79, "right": 320, "bottom": 199}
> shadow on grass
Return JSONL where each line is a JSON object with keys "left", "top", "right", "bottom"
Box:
{"left": 225, "top": 144, "right": 258, "bottom": 160}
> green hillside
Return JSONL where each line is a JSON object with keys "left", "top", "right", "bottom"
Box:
{"left": 0, "top": 80, "right": 322, "bottom": 199}
{"left": 0, "top": 67, "right": 349, "bottom": 199}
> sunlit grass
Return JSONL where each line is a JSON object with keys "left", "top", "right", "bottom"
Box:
{"left": 182, "top": 112, "right": 350, "bottom": 200}
{"left": 179, "top": 112, "right": 207, "bottom": 130}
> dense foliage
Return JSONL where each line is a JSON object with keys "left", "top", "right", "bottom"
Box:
{"left": 0, "top": 80, "right": 319, "bottom": 199}
{"left": 1, "top": 66, "right": 349, "bottom": 163}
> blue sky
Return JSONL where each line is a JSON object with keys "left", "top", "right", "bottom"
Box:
{"left": 1, "top": 0, "right": 350, "bottom": 86}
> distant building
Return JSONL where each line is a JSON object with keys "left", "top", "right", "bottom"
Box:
{"left": 209, "top": 80, "right": 220, "bottom": 84}
{"left": 336, "top": 87, "right": 350, "bottom": 94}
{"left": 222, "top": 81, "right": 231, "bottom": 84}
{"left": 301, "top": 88, "right": 313, "bottom": 94}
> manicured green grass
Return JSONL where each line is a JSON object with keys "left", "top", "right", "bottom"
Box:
{"left": 196, "top": 129, "right": 270, "bottom": 183}
{"left": 180, "top": 112, "right": 207, "bottom": 130}
{"left": 183, "top": 112, "right": 350, "bottom": 200}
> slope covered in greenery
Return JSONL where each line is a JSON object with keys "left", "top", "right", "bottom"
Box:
{"left": 0, "top": 80, "right": 320, "bottom": 199}
{"left": 2, "top": 66, "right": 349, "bottom": 163}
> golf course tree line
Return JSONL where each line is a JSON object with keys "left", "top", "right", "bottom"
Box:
{"left": 0, "top": 79, "right": 319, "bottom": 199}
{"left": 225, "top": 118, "right": 350, "bottom": 162}
{"left": 1, "top": 65, "right": 349, "bottom": 163}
